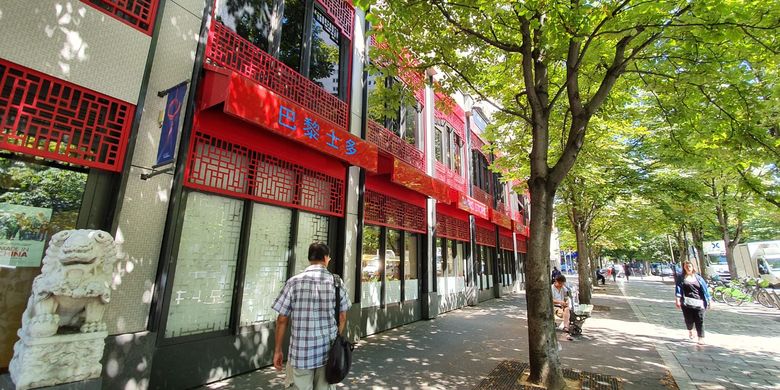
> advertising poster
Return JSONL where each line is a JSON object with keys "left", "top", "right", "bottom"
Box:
{"left": 0, "top": 203, "right": 53, "bottom": 268}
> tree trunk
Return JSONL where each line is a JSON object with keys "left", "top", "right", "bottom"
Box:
{"left": 715, "top": 204, "right": 738, "bottom": 277}
{"left": 525, "top": 179, "right": 565, "bottom": 389}
{"left": 574, "top": 222, "right": 592, "bottom": 304}
{"left": 690, "top": 224, "right": 707, "bottom": 278}
{"left": 675, "top": 226, "right": 687, "bottom": 265}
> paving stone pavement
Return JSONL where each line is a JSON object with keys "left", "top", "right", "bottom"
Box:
{"left": 198, "top": 276, "right": 780, "bottom": 390}
{"left": 617, "top": 277, "right": 780, "bottom": 390}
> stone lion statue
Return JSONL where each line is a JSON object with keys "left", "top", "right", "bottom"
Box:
{"left": 20, "top": 229, "right": 118, "bottom": 337}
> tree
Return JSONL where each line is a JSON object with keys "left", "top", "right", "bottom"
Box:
{"left": 364, "top": 1, "right": 780, "bottom": 387}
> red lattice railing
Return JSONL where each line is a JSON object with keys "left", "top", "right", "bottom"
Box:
{"left": 0, "top": 59, "right": 133, "bottom": 172}
{"left": 366, "top": 119, "right": 425, "bottom": 171}
{"left": 471, "top": 131, "right": 487, "bottom": 155}
{"left": 186, "top": 131, "right": 345, "bottom": 216}
{"left": 499, "top": 234, "right": 514, "bottom": 251}
{"left": 476, "top": 225, "right": 496, "bottom": 247}
{"left": 206, "top": 21, "right": 348, "bottom": 127}
{"left": 436, "top": 213, "right": 469, "bottom": 242}
{"left": 517, "top": 237, "right": 528, "bottom": 253}
{"left": 315, "top": 0, "right": 355, "bottom": 40}
{"left": 434, "top": 92, "right": 465, "bottom": 139}
{"left": 364, "top": 190, "right": 426, "bottom": 233}
{"left": 434, "top": 161, "right": 466, "bottom": 194}
{"left": 472, "top": 186, "right": 493, "bottom": 208}
{"left": 83, "top": 0, "right": 159, "bottom": 35}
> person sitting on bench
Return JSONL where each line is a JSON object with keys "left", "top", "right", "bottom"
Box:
{"left": 551, "top": 274, "right": 571, "bottom": 333}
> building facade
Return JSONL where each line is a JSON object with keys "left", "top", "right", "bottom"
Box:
{"left": 0, "top": 1, "right": 530, "bottom": 388}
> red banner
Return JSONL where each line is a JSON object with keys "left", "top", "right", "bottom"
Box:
{"left": 457, "top": 193, "right": 489, "bottom": 220}
{"left": 224, "top": 72, "right": 378, "bottom": 172}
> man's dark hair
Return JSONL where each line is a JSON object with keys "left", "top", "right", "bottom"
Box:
{"left": 308, "top": 242, "right": 330, "bottom": 262}
{"left": 555, "top": 274, "right": 566, "bottom": 283}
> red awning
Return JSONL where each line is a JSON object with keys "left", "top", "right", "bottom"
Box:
{"left": 200, "top": 66, "right": 378, "bottom": 172}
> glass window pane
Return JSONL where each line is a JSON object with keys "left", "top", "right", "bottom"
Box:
{"left": 293, "top": 211, "right": 330, "bottom": 275}
{"left": 434, "top": 127, "right": 443, "bottom": 162}
{"left": 165, "top": 192, "right": 243, "bottom": 338}
{"left": 309, "top": 9, "right": 341, "bottom": 96}
{"left": 447, "top": 240, "right": 455, "bottom": 277}
{"left": 403, "top": 101, "right": 419, "bottom": 147}
{"left": 361, "top": 225, "right": 381, "bottom": 307}
{"left": 453, "top": 134, "right": 462, "bottom": 173}
{"left": 366, "top": 69, "right": 385, "bottom": 124}
{"left": 385, "top": 229, "right": 401, "bottom": 303}
{"left": 277, "top": 0, "right": 306, "bottom": 71}
{"left": 216, "top": 0, "right": 304, "bottom": 72}
{"left": 240, "top": 203, "right": 292, "bottom": 326}
{"left": 216, "top": 0, "right": 276, "bottom": 52}
{"left": 404, "top": 233, "right": 418, "bottom": 300}
{"left": 0, "top": 158, "right": 87, "bottom": 366}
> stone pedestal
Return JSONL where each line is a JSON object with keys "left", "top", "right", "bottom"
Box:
{"left": 9, "top": 331, "right": 107, "bottom": 390}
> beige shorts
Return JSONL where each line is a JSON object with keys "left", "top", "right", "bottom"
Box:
{"left": 285, "top": 361, "right": 334, "bottom": 390}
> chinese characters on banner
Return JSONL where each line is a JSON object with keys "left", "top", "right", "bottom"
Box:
{"left": 223, "top": 73, "right": 378, "bottom": 172}
{"left": 277, "top": 105, "right": 358, "bottom": 155}
{"left": 0, "top": 203, "right": 53, "bottom": 268}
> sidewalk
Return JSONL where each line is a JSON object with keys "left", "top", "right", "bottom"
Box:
{"left": 619, "top": 276, "right": 780, "bottom": 390}
{"left": 200, "top": 278, "right": 674, "bottom": 390}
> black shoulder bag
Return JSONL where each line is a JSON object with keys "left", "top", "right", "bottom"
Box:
{"left": 325, "top": 274, "right": 354, "bottom": 384}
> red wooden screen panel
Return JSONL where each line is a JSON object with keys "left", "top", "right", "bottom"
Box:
{"left": 471, "top": 132, "right": 487, "bottom": 155}
{"left": 206, "top": 22, "right": 348, "bottom": 127}
{"left": 476, "top": 225, "right": 496, "bottom": 247}
{"left": 434, "top": 92, "right": 465, "bottom": 139}
{"left": 472, "top": 186, "right": 493, "bottom": 208}
{"left": 83, "top": 0, "right": 159, "bottom": 35}
{"left": 315, "top": 0, "right": 355, "bottom": 40}
{"left": 434, "top": 160, "right": 466, "bottom": 193}
{"left": 436, "top": 213, "right": 469, "bottom": 242}
{"left": 186, "top": 130, "right": 345, "bottom": 216}
{"left": 367, "top": 119, "right": 425, "bottom": 171}
{"left": 0, "top": 59, "right": 133, "bottom": 172}
{"left": 364, "top": 190, "right": 426, "bottom": 233}
{"left": 499, "top": 233, "right": 514, "bottom": 251}
{"left": 517, "top": 237, "right": 528, "bottom": 253}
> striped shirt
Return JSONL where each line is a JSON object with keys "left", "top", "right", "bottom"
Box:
{"left": 272, "top": 264, "right": 350, "bottom": 369}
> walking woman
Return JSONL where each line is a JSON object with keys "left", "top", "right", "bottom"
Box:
{"left": 674, "top": 261, "right": 711, "bottom": 344}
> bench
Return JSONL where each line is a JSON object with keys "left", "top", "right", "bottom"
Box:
{"left": 568, "top": 304, "right": 593, "bottom": 336}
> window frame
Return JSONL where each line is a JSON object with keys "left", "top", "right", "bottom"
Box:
{"left": 214, "top": 0, "right": 351, "bottom": 101}
{"left": 157, "top": 189, "right": 338, "bottom": 344}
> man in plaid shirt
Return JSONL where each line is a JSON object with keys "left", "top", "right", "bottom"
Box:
{"left": 272, "top": 242, "right": 350, "bottom": 389}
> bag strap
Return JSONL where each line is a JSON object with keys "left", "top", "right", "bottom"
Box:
{"left": 332, "top": 273, "right": 340, "bottom": 328}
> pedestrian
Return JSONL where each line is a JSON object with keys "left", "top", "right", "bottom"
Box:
{"left": 551, "top": 274, "right": 573, "bottom": 340}
{"left": 595, "top": 268, "right": 606, "bottom": 285}
{"left": 674, "top": 260, "right": 711, "bottom": 344}
{"left": 611, "top": 264, "right": 617, "bottom": 282}
{"left": 623, "top": 263, "right": 631, "bottom": 282}
{"left": 551, "top": 266, "right": 561, "bottom": 284}
{"left": 272, "top": 242, "right": 351, "bottom": 389}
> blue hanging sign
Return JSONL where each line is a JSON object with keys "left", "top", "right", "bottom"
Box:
{"left": 156, "top": 82, "right": 187, "bottom": 166}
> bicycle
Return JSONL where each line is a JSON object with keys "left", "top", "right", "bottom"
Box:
{"left": 720, "top": 278, "right": 774, "bottom": 307}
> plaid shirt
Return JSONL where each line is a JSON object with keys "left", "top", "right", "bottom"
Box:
{"left": 272, "top": 265, "right": 350, "bottom": 369}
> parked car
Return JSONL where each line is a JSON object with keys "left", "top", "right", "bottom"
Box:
{"left": 659, "top": 266, "right": 674, "bottom": 277}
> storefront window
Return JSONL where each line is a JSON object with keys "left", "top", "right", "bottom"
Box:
{"left": 309, "top": 8, "right": 341, "bottom": 95}
{"left": 0, "top": 158, "right": 87, "bottom": 368}
{"left": 239, "top": 204, "right": 292, "bottom": 326}
{"left": 165, "top": 192, "right": 243, "bottom": 338}
{"left": 293, "top": 211, "right": 330, "bottom": 274}
{"left": 361, "top": 225, "right": 381, "bottom": 307}
{"left": 404, "top": 233, "right": 418, "bottom": 301}
{"left": 385, "top": 229, "right": 402, "bottom": 303}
